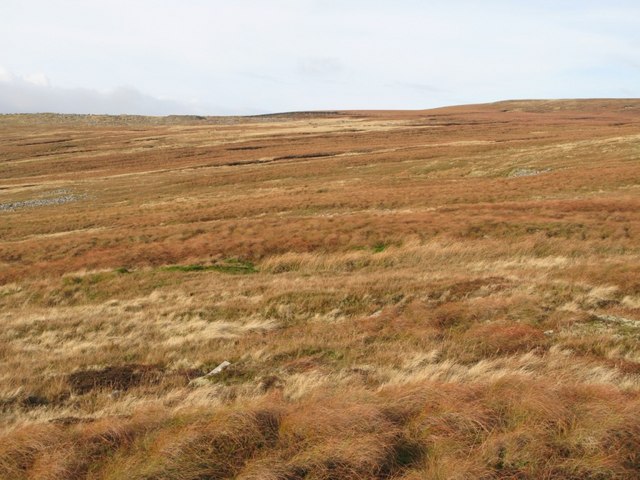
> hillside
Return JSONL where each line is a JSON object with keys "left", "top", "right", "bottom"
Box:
{"left": 1, "top": 100, "right": 640, "bottom": 479}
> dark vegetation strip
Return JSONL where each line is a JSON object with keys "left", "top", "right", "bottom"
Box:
{"left": 161, "top": 259, "right": 257, "bottom": 274}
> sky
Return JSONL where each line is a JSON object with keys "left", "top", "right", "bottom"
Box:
{"left": 1, "top": 0, "right": 640, "bottom": 115}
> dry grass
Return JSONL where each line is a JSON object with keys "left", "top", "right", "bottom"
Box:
{"left": 1, "top": 100, "right": 640, "bottom": 478}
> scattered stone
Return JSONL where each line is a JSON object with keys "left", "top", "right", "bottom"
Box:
{"left": 108, "top": 389, "right": 122, "bottom": 400}
{"left": 508, "top": 168, "right": 551, "bottom": 178}
{"left": 0, "top": 189, "right": 86, "bottom": 212}
{"left": 189, "top": 361, "right": 232, "bottom": 387}
{"left": 204, "top": 360, "right": 232, "bottom": 377}
{"left": 544, "top": 330, "right": 554, "bottom": 336}
{"left": 590, "top": 312, "right": 639, "bottom": 327}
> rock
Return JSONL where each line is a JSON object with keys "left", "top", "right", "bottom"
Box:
{"left": 108, "top": 390, "right": 122, "bottom": 400}
{"left": 0, "top": 190, "right": 87, "bottom": 212}
{"left": 544, "top": 330, "right": 554, "bottom": 336}
{"left": 189, "top": 361, "right": 232, "bottom": 387}
{"left": 205, "top": 361, "right": 231, "bottom": 377}
{"left": 508, "top": 168, "right": 550, "bottom": 178}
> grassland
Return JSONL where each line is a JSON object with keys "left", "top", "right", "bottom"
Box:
{"left": 1, "top": 99, "right": 639, "bottom": 479}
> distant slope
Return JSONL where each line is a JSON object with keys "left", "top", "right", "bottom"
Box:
{"left": 2, "top": 98, "right": 640, "bottom": 126}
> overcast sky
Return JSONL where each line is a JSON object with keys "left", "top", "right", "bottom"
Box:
{"left": 1, "top": 1, "right": 639, "bottom": 115}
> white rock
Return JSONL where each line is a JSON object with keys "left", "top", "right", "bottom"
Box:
{"left": 108, "top": 390, "right": 122, "bottom": 399}
{"left": 205, "top": 361, "right": 231, "bottom": 377}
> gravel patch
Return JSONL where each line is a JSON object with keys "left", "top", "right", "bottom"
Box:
{"left": 0, "top": 190, "right": 86, "bottom": 212}
{"left": 508, "top": 168, "right": 551, "bottom": 178}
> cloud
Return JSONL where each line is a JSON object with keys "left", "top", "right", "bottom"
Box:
{"left": 2, "top": 2, "right": 640, "bottom": 113}
{"left": 0, "top": 67, "right": 12, "bottom": 83}
{"left": 22, "top": 72, "right": 50, "bottom": 87}
{"left": 297, "top": 57, "right": 344, "bottom": 76}
{"left": 386, "top": 81, "right": 445, "bottom": 93}
{"left": 0, "top": 68, "right": 207, "bottom": 115}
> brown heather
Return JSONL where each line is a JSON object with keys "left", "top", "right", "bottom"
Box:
{"left": 1, "top": 99, "right": 640, "bottom": 479}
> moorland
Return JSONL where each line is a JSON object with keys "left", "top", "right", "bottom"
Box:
{"left": 1, "top": 100, "right": 640, "bottom": 479}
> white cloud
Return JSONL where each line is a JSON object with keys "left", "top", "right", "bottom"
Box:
{"left": 297, "top": 57, "right": 344, "bottom": 76}
{"left": 0, "top": 68, "right": 211, "bottom": 115}
{"left": 0, "top": 67, "right": 13, "bottom": 83}
{"left": 0, "top": 1, "right": 639, "bottom": 113}
{"left": 23, "top": 72, "right": 49, "bottom": 87}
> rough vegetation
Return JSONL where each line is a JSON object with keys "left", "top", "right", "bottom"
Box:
{"left": 1, "top": 100, "right": 640, "bottom": 479}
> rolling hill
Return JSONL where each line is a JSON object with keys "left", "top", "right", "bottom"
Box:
{"left": 1, "top": 100, "right": 640, "bottom": 479}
